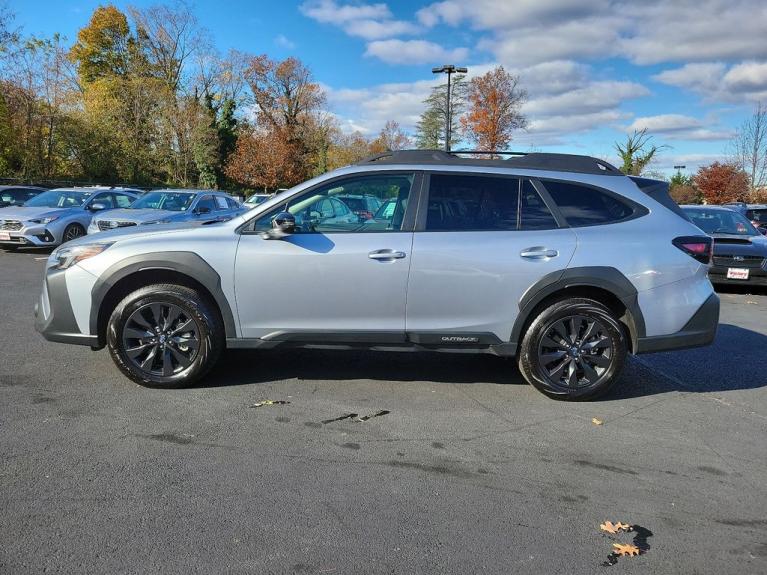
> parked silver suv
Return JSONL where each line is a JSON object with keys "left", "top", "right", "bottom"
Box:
{"left": 34, "top": 151, "right": 719, "bottom": 400}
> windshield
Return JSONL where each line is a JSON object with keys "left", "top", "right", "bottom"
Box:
{"left": 131, "top": 192, "right": 195, "bottom": 211}
{"left": 24, "top": 190, "right": 90, "bottom": 208}
{"left": 1, "top": 190, "right": 29, "bottom": 204}
{"left": 246, "top": 195, "right": 268, "bottom": 205}
{"left": 685, "top": 208, "right": 758, "bottom": 236}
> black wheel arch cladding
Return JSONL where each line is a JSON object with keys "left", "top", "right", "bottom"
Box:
{"left": 510, "top": 266, "right": 645, "bottom": 352}
{"left": 90, "top": 251, "right": 237, "bottom": 345}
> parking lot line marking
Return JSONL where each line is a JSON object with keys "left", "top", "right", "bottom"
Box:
{"left": 34, "top": 257, "right": 48, "bottom": 260}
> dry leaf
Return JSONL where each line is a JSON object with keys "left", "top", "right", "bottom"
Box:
{"left": 612, "top": 543, "right": 640, "bottom": 556}
{"left": 592, "top": 417, "right": 603, "bottom": 425}
{"left": 746, "top": 300, "right": 758, "bottom": 305}
{"left": 600, "top": 521, "right": 631, "bottom": 534}
{"left": 250, "top": 400, "right": 291, "bottom": 408}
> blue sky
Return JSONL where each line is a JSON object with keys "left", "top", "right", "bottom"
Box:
{"left": 9, "top": 0, "right": 767, "bottom": 174}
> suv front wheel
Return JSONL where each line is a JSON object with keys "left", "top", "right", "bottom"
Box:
{"left": 106, "top": 284, "right": 224, "bottom": 388}
{"left": 518, "top": 298, "right": 627, "bottom": 400}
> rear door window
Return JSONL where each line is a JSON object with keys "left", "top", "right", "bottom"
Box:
{"left": 520, "top": 181, "right": 558, "bottom": 230}
{"left": 542, "top": 180, "right": 635, "bottom": 227}
{"left": 425, "top": 174, "right": 519, "bottom": 231}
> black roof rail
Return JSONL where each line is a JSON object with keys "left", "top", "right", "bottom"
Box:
{"left": 355, "top": 149, "right": 622, "bottom": 176}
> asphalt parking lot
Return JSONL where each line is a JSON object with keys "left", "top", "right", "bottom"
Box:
{"left": 1, "top": 248, "right": 766, "bottom": 574}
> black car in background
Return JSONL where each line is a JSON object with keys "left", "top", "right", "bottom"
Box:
{"left": 683, "top": 205, "right": 767, "bottom": 287}
{"left": 745, "top": 204, "right": 767, "bottom": 233}
{"left": 0, "top": 185, "right": 46, "bottom": 208}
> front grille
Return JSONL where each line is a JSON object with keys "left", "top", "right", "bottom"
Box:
{"left": 713, "top": 255, "right": 766, "bottom": 269}
{"left": 97, "top": 220, "right": 137, "bottom": 231}
{"left": 0, "top": 220, "right": 23, "bottom": 231}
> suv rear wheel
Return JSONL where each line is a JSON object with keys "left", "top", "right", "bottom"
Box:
{"left": 518, "top": 297, "right": 627, "bottom": 400}
{"left": 106, "top": 284, "right": 224, "bottom": 388}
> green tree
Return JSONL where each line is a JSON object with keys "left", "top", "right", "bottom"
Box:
{"left": 415, "top": 74, "right": 467, "bottom": 150}
{"left": 615, "top": 129, "right": 666, "bottom": 176}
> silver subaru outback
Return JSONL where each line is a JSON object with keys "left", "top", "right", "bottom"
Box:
{"left": 34, "top": 151, "right": 719, "bottom": 400}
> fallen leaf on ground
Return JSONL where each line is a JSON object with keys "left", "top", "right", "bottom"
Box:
{"left": 592, "top": 417, "right": 603, "bottom": 425}
{"left": 250, "top": 400, "right": 291, "bottom": 408}
{"left": 746, "top": 300, "right": 758, "bottom": 304}
{"left": 612, "top": 543, "right": 640, "bottom": 556}
{"left": 600, "top": 521, "right": 631, "bottom": 534}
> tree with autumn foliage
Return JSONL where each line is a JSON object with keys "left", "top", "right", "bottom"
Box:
{"left": 462, "top": 66, "right": 527, "bottom": 152}
{"left": 369, "top": 120, "right": 410, "bottom": 153}
{"left": 694, "top": 162, "right": 749, "bottom": 204}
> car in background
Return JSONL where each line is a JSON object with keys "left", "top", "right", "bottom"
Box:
{"left": 87, "top": 189, "right": 246, "bottom": 234}
{"left": 334, "top": 194, "right": 382, "bottom": 220}
{"left": 0, "top": 187, "right": 141, "bottom": 248}
{"left": 744, "top": 204, "right": 767, "bottom": 234}
{"left": 683, "top": 205, "right": 767, "bottom": 286}
{"left": 244, "top": 193, "right": 271, "bottom": 208}
{"left": 0, "top": 185, "right": 46, "bottom": 208}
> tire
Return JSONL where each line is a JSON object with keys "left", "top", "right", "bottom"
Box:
{"left": 518, "top": 297, "right": 627, "bottom": 401}
{"left": 106, "top": 284, "right": 224, "bottom": 388}
{"left": 62, "top": 223, "right": 85, "bottom": 243}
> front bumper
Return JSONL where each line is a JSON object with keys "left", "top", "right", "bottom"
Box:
{"left": 0, "top": 223, "right": 58, "bottom": 246}
{"left": 635, "top": 293, "right": 720, "bottom": 354}
{"left": 34, "top": 267, "right": 99, "bottom": 347}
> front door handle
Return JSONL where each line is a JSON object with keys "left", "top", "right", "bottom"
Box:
{"left": 520, "top": 247, "right": 559, "bottom": 259}
{"left": 369, "top": 249, "right": 406, "bottom": 261}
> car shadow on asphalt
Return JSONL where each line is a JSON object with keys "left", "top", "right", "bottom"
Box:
{"left": 198, "top": 323, "right": 767, "bottom": 400}
{"left": 604, "top": 323, "right": 767, "bottom": 400}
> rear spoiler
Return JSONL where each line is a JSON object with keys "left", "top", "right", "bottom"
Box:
{"left": 629, "top": 176, "right": 691, "bottom": 221}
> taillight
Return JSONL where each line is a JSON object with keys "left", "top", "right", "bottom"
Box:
{"left": 673, "top": 236, "right": 713, "bottom": 264}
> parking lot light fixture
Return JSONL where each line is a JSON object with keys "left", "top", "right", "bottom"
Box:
{"left": 432, "top": 64, "right": 468, "bottom": 152}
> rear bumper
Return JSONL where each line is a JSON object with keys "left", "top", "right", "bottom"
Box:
{"left": 709, "top": 266, "right": 767, "bottom": 286}
{"left": 34, "top": 268, "right": 99, "bottom": 347}
{"left": 635, "top": 293, "right": 719, "bottom": 354}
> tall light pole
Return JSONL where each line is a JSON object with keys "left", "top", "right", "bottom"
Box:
{"left": 674, "top": 164, "right": 686, "bottom": 178}
{"left": 432, "top": 64, "right": 467, "bottom": 152}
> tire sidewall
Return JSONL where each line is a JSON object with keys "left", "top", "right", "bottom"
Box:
{"left": 520, "top": 299, "right": 627, "bottom": 400}
{"left": 63, "top": 223, "right": 85, "bottom": 243}
{"left": 107, "top": 287, "right": 218, "bottom": 388}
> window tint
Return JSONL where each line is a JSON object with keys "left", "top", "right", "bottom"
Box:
{"left": 543, "top": 180, "right": 634, "bottom": 227}
{"left": 215, "top": 196, "right": 228, "bottom": 210}
{"left": 227, "top": 197, "right": 240, "bottom": 210}
{"left": 196, "top": 195, "right": 217, "bottom": 212}
{"left": 426, "top": 174, "right": 519, "bottom": 231}
{"left": 520, "top": 180, "right": 558, "bottom": 230}
{"left": 113, "top": 193, "right": 134, "bottom": 208}
{"left": 252, "top": 173, "right": 413, "bottom": 233}
{"left": 91, "top": 193, "right": 114, "bottom": 208}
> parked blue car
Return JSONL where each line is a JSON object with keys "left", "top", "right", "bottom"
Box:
{"left": 87, "top": 189, "right": 246, "bottom": 234}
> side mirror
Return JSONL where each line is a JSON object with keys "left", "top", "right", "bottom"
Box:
{"left": 195, "top": 206, "right": 212, "bottom": 215}
{"left": 261, "top": 211, "right": 295, "bottom": 239}
{"left": 89, "top": 202, "right": 107, "bottom": 211}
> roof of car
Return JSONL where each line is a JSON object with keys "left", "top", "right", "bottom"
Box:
{"left": 355, "top": 149, "right": 623, "bottom": 176}
{"left": 0, "top": 185, "right": 46, "bottom": 190}
{"left": 681, "top": 205, "right": 741, "bottom": 211}
{"left": 150, "top": 189, "right": 231, "bottom": 195}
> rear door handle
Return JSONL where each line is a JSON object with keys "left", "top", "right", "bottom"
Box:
{"left": 520, "top": 247, "right": 558, "bottom": 259}
{"left": 369, "top": 249, "right": 406, "bottom": 261}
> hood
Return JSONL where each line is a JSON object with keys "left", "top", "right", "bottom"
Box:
{"left": 59, "top": 220, "right": 215, "bottom": 249}
{"left": 0, "top": 206, "right": 77, "bottom": 221}
{"left": 93, "top": 208, "right": 183, "bottom": 224}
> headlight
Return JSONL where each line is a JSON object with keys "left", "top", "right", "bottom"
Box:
{"left": 29, "top": 216, "right": 59, "bottom": 224}
{"left": 50, "top": 242, "right": 114, "bottom": 270}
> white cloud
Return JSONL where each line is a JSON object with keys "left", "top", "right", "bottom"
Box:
{"left": 274, "top": 34, "right": 295, "bottom": 49}
{"left": 300, "top": 0, "right": 419, "bottom": 40}
{"left": 416, "top": 0, "right": 767, "bottom": 67}
{"left": 654, "top": 61, "right": 767, "bottom": 103}
{"left": 364, "top": 39, "right": 469, "bottom": 65}
{"left": 625, "top": 114, "right": 734, "bottom": 141}
{"left": 299, "top": 0, "right": 390, "bottom": 24}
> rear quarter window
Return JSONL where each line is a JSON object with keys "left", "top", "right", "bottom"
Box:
{"left": 542, "top": 180, "right": 637, "bottom": 227}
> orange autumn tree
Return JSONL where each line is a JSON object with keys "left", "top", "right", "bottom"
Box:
{"left": 462, "top": 66, "right": 527, "bottom": 153}
{"left": 694, "top": 162, "right": 749, "bottom": 204}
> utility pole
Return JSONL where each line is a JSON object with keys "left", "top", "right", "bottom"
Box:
{"left": 432, "top": 64, "right": 467, "bottom": 152}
